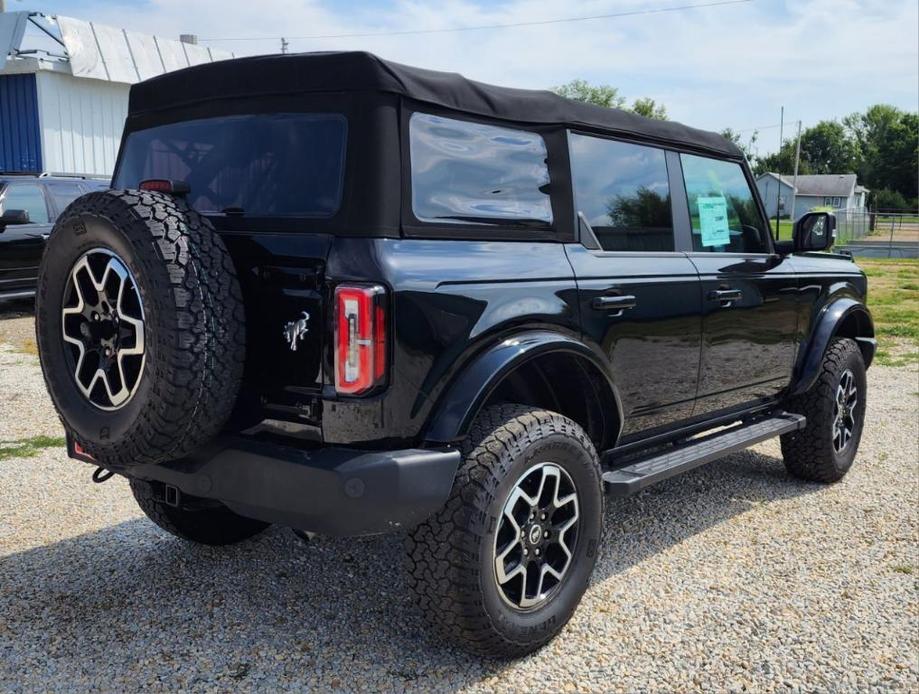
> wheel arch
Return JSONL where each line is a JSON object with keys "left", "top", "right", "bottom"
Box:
{"left": 423, "top": 330, "right": 623, "bottom": 451}
{"left": 791, "top": 298, "right": 875, "bottom": 396}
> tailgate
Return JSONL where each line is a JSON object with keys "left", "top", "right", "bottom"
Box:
{"left": 222, "top": 232, "right": 332, "bottom": 420}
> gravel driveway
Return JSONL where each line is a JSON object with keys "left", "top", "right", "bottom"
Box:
{"left": 0, "top": 311, "right": 916, "bottom": 692}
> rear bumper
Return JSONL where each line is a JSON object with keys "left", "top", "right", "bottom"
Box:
{"left": 83, "top": 436, "right": 461, "bottom": 536}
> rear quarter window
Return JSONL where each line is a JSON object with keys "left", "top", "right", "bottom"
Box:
{"left": 409, "top": 112, "right": 552, "bottom": 227}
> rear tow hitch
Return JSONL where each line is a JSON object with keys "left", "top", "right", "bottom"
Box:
{"left": 91, "top": 467, "right": 115, "bottom": 483}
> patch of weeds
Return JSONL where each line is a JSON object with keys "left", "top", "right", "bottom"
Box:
{"left": 874, "top": 350, "right": 919, "bottom": 367}
{"left": 891, "top": 564, "right": 914, "bottom": 575}
{"left": 17, "top": 338, "right": 38, "bottom": 356}
{"left": 0, "top": 435, "right": 67, "bottom": 461}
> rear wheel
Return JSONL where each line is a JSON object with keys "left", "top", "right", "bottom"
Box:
{"left": 781, "top": 338, "right": 867, "bottom": 482}
{"left": 406, "top": 404, "right": 603, "bottom": 657}
{"left": 129, "top": 479, "right": 269, "bottom": 545}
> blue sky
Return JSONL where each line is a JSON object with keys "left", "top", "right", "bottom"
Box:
{"left": 10, "top": 0, "right": 918, "bottom": 157}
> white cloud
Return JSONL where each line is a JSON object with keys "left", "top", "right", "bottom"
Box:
{"left": 68, "top": 0, "right": 918, "bottom": 152}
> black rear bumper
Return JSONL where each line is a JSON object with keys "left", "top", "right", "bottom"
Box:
{"left": 89, "top": 437, "right": 461, "bottom": 536}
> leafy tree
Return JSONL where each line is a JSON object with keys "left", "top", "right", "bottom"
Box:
{"left": 631, "top": 97, "right": 668, "bottom": 120}
{"left": 720, "top": 127, "right": 759, "bottom": 161}
{"left": 753, "top": 141, "right": 810, "bottom": 176}
{"left": 846, "top": 105, "right": 918, "bottom": 203}
{"left": 872, "top": 188, "right": 909, "bottom": 211}
{"left": 552, "top": 80, "right": 667, "bottom": 119}
{"left": 553, "top": 79, "right": 625, "bottom": 109}
{"left": 606, "top": 187, "right": 670, "bottom": 228}
{"left": 799, "top": 121, "right": 860, "bottom": 174}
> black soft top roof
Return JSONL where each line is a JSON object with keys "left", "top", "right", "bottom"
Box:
{"left": 129, "top": 51, "right": 740, "bottom": 158}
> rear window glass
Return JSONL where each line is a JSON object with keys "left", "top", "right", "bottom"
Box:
{"left": 113, "top": 113, "right": 347, "bottom": 218}
{"left": 409, "top": 112, "right": 552, "bottom": 227}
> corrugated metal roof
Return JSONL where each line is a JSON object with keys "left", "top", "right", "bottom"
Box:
{"left": 0, "top": 73, "right": 42, "bottom": 172}
{"left": 1, "top": 12, "right": 234, "bottom": 83}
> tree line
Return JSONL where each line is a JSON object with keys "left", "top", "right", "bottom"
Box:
{"left": 553, "top": 80, "right": 918, "bottom": 210}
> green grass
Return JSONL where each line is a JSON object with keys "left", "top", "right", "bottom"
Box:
{"left": 770, "top": 219, "right": 794, "bottom": 240}
{"left": 891, "top": 564, "right": 915, "bottom": 575}
{"left": 0, "top": 435, "right": 67, "bottom": 461}
{"left": 859, "top": 258, "right": 919, "bottom": 365}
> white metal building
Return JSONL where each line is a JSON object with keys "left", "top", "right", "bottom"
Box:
{"left": 0, "top": 11, "right": 233, "bottom": 177}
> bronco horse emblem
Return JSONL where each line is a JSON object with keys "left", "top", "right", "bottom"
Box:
{"left": 283, "top": 312, "right": 310, "bottom": 351}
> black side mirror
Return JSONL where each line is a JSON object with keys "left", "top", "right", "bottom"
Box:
{"left": 793, "top": 211, "right": 836, "bottom": 252}
{"left": 0, "top": 209, "right": 30, "bottom": 230}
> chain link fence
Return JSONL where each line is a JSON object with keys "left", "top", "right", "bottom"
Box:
{"left": 832, "top": 208, "right": 918, "bottom": 258}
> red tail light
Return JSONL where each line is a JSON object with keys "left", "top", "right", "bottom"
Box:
{"left": 335, "top": 284, "right": 387, "bottom": 395}
{"left": 138, "top": 179, "right": 190, "bottom": 196}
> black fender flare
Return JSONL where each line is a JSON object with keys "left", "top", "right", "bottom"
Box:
{"left": 423, "top": 330, "right": 624, "bottom": 445}
{"left": 791, "top": 298, "right": 875, "bottom": 396}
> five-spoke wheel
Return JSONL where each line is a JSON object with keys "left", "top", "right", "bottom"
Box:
{"left": 61, "top": 248, "right": 145, "bottom": 410}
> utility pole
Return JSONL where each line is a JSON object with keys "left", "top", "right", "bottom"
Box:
{"left": 280, "top": 37, "right": 289, "bottom": 54}
{"left": 775, "top": 106, "right": 784, "bottom": 236}
{"left": 789, "top": 120, "right": 803, "bottom": 223}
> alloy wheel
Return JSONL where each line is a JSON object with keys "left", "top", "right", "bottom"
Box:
{"left": 61, "top": 248, "right": 145, "bottom": 410}
{"left": 832, "top": 368, "right": 858, "bottom": 453}
{"left": 493, "top": 461, "right": 580, "bottom": 610}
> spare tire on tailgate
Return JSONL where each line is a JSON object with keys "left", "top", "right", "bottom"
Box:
{"left": 36, "top": 189, "right": 246, "bottom": 470}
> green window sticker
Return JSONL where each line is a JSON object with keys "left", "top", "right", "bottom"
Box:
{"left": 698, "top": 196, "right": 730, "bottom": 247}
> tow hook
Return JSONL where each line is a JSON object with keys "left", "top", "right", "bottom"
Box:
{"left": 91, "top": 467, "right": 115, "bottom": 483}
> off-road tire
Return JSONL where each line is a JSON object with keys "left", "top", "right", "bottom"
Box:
{"left": 36, "top": 190, "right": 246, "bottom": 470}
{"left": 781, "top": 338, "right": 866, "bottom": 482}
{"left": 129, "top": 479, "right": 269, "bottom": 545}
{"left": 406, "top": 404, "right": 604, "bottom": 658}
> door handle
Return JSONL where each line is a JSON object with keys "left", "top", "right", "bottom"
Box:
{"left": 707, "top": 288, "right": 743, "bottom": 306}
{"left": 592, "top": 294, "right": 638, "bottom": 315}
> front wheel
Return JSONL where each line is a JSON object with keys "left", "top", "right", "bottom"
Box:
{"left": 406, "top": 405, "right": 604, "bottom": 657}
{"left": 781, "top": 338, "right": 867, "bottom": 483}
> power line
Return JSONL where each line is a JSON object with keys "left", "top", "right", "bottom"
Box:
{"left": 200, "top": 0, "right": 753, "bottom": 42}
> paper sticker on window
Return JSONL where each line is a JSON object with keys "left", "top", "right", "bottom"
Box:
{"left": 698, "top": 196, "right": 730, "bottom": 247}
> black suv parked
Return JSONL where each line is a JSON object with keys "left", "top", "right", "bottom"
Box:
{"left": 35, "top": 53, "right": 875, "bottom": 657}
{"left": 0, "top": 174, "right": 108, "bottom": 300}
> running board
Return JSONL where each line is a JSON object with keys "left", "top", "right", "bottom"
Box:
{"left": 602, "top": 412, "right": 806, "bottom": 497}
{"left": 0, "top": 290, "right": 35, "bottom": 301}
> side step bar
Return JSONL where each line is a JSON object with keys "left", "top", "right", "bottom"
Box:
{"left": 602, "top": 412, "right": 806, "bottom": 497}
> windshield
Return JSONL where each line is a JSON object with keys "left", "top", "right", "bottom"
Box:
{"left": 113, "top": 113, "right": 347, "bottom": 218}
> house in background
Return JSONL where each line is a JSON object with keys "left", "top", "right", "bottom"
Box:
{"left": 755, "top": 172, "right": 869, "bottom": 219}
{"left": 0, "top": 11, "right": 232, "bottom": 177}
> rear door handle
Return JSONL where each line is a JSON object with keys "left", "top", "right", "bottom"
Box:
{"left": 592, "top": 294, "right": 638, "bottom": 315}
{"left": 707, "top": 288, "right": 743, "bottom": 306}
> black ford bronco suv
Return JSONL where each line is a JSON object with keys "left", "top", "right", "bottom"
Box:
{"left": 35, "top": 52, "right": 875, "bottom": 657}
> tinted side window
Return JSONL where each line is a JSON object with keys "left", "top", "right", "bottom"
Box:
{"left": 409, "top": 112, "right": 552, "bottom": 226}
{"left": 680, "top": 154, "right": 768, "bottom": 254}
{"left": 0, "top": 184, "right": 49, "bottom": 224}
{"left": 569, "top": 134, "right": 673, "bottom": 252}
{"left": 47, "top": 181, "right": 84, "bottom": 216}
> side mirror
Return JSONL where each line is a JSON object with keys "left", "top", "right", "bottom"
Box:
{"left": 0, "top": 209, "right": 30, "bottom": 230}
{"left": 793, "top": 211, "right": 836, "bottom": 252}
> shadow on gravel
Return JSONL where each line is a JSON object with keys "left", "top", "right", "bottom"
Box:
{"left": 0, "top": 298, "right": 34, "bottom": 320}
{"left": 0, "top": 448, "right": 819, "bottom": 690}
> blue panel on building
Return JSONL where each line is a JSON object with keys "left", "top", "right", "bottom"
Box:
{"left": 0, "top": 73, "right": 42, "bottom": 173}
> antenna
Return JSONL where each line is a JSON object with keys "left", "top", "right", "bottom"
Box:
{"left": 280, "top": 37, "right": 288, "bottom": 54}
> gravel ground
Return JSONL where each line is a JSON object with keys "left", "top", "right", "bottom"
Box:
{"left": 0, "top": 315, "right": 916, "bottom": 692}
